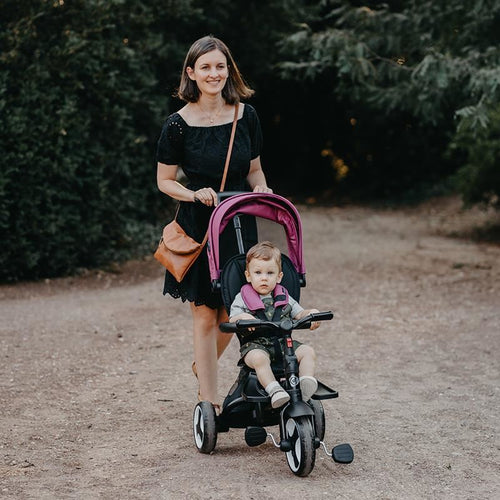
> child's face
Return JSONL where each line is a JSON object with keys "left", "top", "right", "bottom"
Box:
{"left": 245, "top": 258, "right": 283, "bottom": 296}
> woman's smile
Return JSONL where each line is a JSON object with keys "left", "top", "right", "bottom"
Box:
{"left": 187, "top": 49, "right": 229, "bottom": 96}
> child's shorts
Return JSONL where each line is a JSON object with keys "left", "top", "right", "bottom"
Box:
{"left": 239, "top": 336, "right": 303, "bottom": 365}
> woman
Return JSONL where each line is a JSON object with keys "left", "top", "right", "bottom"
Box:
{"left": 156, "top": 36, "right": 272, "bottom": 407}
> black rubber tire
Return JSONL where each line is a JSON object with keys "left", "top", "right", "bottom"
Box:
{"left": 309, "top": 399, "right": 326, "bottom": 441}
{"left": 284, "top": 416, "right": 316, "bottom": 477}
{"left": 193, "top": 401, "right": 217, "bottom": 454}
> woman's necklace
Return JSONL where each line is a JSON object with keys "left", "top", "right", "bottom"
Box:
{"left": 197, "top": 102, "right": 225, "bottom": 125}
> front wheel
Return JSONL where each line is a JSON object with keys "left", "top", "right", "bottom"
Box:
{"left": 193, "top": 401, "right": 217, "bottom": 453}
{"left": 284, "top": 416, "right": 316, "bottom": 476}
{"left": 309, "top": 399, "right": 325, "bottom": 441}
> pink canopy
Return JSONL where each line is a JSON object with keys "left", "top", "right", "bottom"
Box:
{"left": 207, "top": 192, "right": 305, "bottom": 282}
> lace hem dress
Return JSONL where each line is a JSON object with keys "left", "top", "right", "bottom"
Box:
{"left": 156, "top": 103, "right": 263, "bottom": 309}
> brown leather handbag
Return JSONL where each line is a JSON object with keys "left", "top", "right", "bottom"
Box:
{"left": 154, "top": 105, "right": 239, "bottom": 282}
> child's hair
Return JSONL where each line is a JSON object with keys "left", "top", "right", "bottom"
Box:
{"left": 246, "top": 241, "right": 282, "bottom": 272}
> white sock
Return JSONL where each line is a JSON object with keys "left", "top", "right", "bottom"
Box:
{"left": 266, "top": 381, "right": 290, "bottom": 408}
{"left": 265, "top": 381, "right": 282, "bottom": 396}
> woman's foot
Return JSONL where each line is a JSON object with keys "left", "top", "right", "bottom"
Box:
{"left": 192, "top": 361, "right": 200, "bottom": 400}
{"left": 197, "top": 392, "right": 221, "bottom": 415}
{"left": 192, "top": 362, "right": 220, "bottom": 414}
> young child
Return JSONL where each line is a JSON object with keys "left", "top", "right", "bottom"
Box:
{"left": 229, "top": 241, "right": 321, "bottom": 408}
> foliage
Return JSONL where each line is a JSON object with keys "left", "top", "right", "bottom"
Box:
{"left": 449, "top": 104, "right": 500, "bottom": 209}
{"left": 3, "top": 1, "right": 499, "bottom": 281}
{"left": 0, "top": 0, "right": 196, "bottom": 281}
{"left": 277, "top": 0, "right": 500, "bottom": 201}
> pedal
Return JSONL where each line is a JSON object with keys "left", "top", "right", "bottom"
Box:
{"left": 332, "top": 443, "right": 354, "bottom": 464}
{"left": 244, "top": 426, "right": 267, "bottom": 447}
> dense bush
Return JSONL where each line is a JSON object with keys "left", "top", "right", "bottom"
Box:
{"left": 0, "top": 0, "right": 194, "bottom": 281}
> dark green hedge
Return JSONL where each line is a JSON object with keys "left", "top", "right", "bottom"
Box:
{"left": 0, "top": 0, "right": 191, "bottom": 281}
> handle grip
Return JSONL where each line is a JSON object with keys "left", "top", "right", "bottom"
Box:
{"left": 217, "top": 191, "right": 247, "bottom": 204}
{"left": 294, "top": 311, "right": 334, "bottom": 329}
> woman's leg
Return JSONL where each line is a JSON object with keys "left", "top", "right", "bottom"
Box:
{"left": 216, "top": 307, "right": 232, "bottom": 358}
{"left": 190, "top": 303, "right": 220, "bottom": 403}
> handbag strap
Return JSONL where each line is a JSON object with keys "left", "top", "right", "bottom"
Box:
{"left": 219, "top": 103, "right": 239, "bottom": 192}
{"left": 174, "top": 103, "right": 240, "bottom": 243}
{"left": 173, "top": 104, "right": 239, "bottom": 221}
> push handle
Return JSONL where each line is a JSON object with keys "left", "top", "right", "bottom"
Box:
{"left": 217, "top": 191, "right": 247, "bottom": 204}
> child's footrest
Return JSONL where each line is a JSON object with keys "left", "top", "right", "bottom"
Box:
{"left": 312, "top": 380, "right": 338, "bottom": 400}
{"left": 332, "top": 443, "right": 354, "bottom": 464}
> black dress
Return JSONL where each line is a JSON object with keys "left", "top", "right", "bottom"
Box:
{"left": 156, "top": 103, "right": 263, "bottom": 309}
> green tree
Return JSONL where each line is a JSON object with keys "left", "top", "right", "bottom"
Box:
{"left": 449, "top": 104, "right": 500, "bottom": 209}
{"left": 277, "top": 0, "right": 500, "bottom": 202}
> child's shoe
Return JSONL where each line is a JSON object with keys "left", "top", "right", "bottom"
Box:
{"left": 271, "top": 389, "right": 290, "bottom": 408}
{"left": 266, "top": 381, "right": 290, "bottom": 409}
{"left": 300, "top": 376, "right": 318, "bottom": 401}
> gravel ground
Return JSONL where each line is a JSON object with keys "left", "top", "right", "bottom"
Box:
{"left": 1, "top": 196, "right": 499, "bottom": 499}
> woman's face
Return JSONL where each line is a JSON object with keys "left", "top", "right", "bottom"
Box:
{"left": 187, "top": 49, "right": 229, "bottom": 98}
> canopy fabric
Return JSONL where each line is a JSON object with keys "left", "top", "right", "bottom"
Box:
{"left": 207, "top": 193, "right": 305, "bottom": 282}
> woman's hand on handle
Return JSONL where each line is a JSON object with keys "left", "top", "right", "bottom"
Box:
{"left": 252, "top": 185, "right": 273, "bottom": 193}
{"left": 193, "top": 187, "right": 218, "bottom": 206}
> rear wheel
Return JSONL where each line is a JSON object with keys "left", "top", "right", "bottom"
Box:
{"left": 284, "top": 416, "right": 316, "bottom": 476}
{"left": 193, "top": 402, "right": 217, "bottom": 453}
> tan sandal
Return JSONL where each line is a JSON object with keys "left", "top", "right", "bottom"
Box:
{"left": 192, "top": 362, "right": 200, "bottom": 400}
{"left": 193, "top": 363, "right": 220, "bottom": 414}
{"left": 196, "top": 392, "right": 221, "bottom": 415}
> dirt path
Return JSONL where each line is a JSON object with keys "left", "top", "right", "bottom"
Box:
{"left": 1, "top": 197, "right": 499, "bottom": 499}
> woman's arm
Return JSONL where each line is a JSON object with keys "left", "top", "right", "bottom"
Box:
{"left": 246, "top": 156, "right": 272, "bottom": 193}
{"left": 157, "top": 162, "right": 217, "bottom": 205}
{"left": 157, "top": 162, "right": 194, "bottom": 201}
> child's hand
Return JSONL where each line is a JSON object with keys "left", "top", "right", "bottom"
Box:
{"left": 295, "top": 309, "right": 321, "bottom": 330}
{"left": 229, "top": 313, "right": 256, "bottom": 322}
{"left": 308, "top": 308, "right": 320, "bottom": 330}
{"left": 229, "top": 313, "right": 257, "bottom": 331}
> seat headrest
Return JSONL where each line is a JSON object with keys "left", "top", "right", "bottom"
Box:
{"left": 220, "top": 254, "right": 301, "bottom": 314}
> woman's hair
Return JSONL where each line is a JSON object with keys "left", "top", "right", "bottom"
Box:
{"left": 177, "top": 35, "right": 255, "bottom": 104}
{"left": 246, "top": 241, "right": 282, "bottom": 272}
